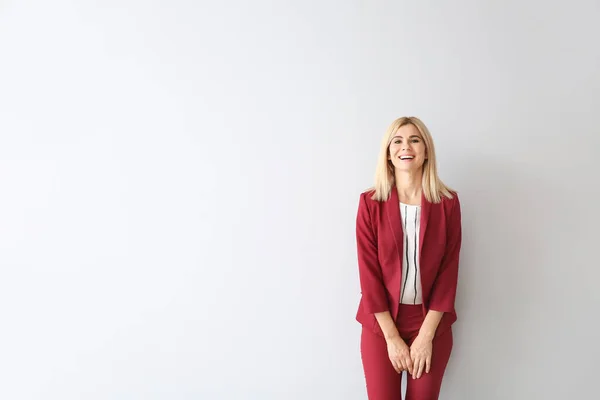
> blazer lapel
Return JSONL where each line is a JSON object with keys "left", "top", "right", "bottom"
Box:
{"left": 387, "top": 188, "right": 404, "bottom": 255}
{"left": 385, "top": 188, "right": 404, "bottom": 317}
{"left": 418, "top": 191, "right": 431, "bottom": 263}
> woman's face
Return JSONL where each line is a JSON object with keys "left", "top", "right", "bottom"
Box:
{"left": 388, "top": 124, "right": 427, "bottom": 172}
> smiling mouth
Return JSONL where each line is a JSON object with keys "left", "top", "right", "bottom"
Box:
{"left": 399, "top": 156, "right": 415, "bottom": 160}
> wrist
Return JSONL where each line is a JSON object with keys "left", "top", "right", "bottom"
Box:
{"left": 384, "top": 332, "right": 401, "bottom": 342}
{"left": 418, "top": 329, "right": 435, "bottom": 341}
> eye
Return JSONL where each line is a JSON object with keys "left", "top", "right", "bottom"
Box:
{"left": 411, "top": 139, "right": 420, "bottom": 143}
{"left": 393, "top": 139, "right": 402, "bottom": 144}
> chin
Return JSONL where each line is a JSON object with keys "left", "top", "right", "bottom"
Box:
{"left": 394, "top": 164, "right": 423, "bottom": 172}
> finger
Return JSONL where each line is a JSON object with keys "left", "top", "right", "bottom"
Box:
{"left": 409, "top": 355, "right": 417, "bottom": 379}
{"left": 405, "top": 356, "right": 414, "bottom": 375}
{"left": 417, "top": 359, "right": 425, "bottom": 379}
{"left": 398, "top": 358, "right": 407, "bottom": 374}
{"left": 391, "top": 359, "right": 401, "bottom": 374}
{"left": 425, "top": 354, "right": 431, "bottom": 374}
{"left": 411, "top": 358, "right": 418, "bottom": 379}
{"left": 416, "top": 358, "right": 423, "bottom": 379}
{"left": 399, "top": 359, "right": 407, "bottom": 373}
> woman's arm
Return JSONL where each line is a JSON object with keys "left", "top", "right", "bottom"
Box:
{"left": 374, "top": 311, "right": 400, "bottom": 340}
{"left": 418, "top": 310, "right": 444, "bottom": 340}
{"left": 410, "top": 309, "right": 443, "bottom": 379}
{"left": 410, "top": 195, "right": 462, "bottom": 379}
{"left": 356, "top": 192, "right": 388, "bottom": 314}
{"left": 375, "top": 311, "right": 413, "bottom": 374}
{"left": 357, "top": 193, "right": 413, "bottom": 373}
{"left": 428, "top": 195, "right": 462, "bottom": 314}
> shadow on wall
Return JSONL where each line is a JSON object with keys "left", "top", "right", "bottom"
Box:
{"left": 442, "top": 155, "right": 552, "bottom": 398}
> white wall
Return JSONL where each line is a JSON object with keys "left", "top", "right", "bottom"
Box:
{"left": 1, "top": 1, "right": 598, "bottom": 399}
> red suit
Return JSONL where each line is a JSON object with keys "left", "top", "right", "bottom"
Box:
{"left": 356, "top": 188, "right": 462, "bottom": 399}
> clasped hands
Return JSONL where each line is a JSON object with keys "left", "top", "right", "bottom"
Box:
{"left": 385, "top": 333, "right": 432, "bottom": 379}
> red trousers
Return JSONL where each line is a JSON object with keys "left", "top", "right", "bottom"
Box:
{"left": 360, "top": 304, "right": 453, "bottom": 400}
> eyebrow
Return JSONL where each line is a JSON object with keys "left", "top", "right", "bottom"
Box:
{"left": 392, "top": 135, "right": 422, "bottom": 139}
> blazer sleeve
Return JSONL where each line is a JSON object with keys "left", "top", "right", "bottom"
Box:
{"left": 356, "top": 192, "right": 389, "bottom": 314}
{"left": 428, "top": 194, "right": 462, "bottom": 313}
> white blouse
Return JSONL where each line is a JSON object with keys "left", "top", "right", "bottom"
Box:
{"left": 399, "top": 202, "right": 423, "bottom": 305}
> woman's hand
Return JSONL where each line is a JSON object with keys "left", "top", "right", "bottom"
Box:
{"left": 385, "top": 335, "right": 413, "bottom": 374}
{"left": 410, "top": 333, "right": 433, "bottom": 379}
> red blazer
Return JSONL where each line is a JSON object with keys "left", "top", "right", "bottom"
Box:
{"left": 355, "top": 187, "right": 462, "bottom": 338}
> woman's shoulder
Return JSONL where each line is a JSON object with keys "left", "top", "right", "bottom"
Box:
{"left": 439, "top": 189, "right": 461, "bottom": 213}
{"left": 355, "top": 188, "right": 380, "bottom": 214}
{"left": 443, "top": 189, "right": 460, "bottom": 202}
{"left": 359, "top": 187, "right": 378, "bottom": 203}
{"left": 360, "top": 187, "right": 376, "bottom": 196}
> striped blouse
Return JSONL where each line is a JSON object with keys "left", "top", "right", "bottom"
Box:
{"left": 399, "top": 202, "right": 423, "bottom": 305}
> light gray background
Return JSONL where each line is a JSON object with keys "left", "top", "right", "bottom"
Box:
{"left": 1, "top": 1, "right": 598, "bottom": 399}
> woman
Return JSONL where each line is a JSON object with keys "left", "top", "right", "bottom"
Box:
{"left": 355, "top": 116, "right": 462, "bottom": 400}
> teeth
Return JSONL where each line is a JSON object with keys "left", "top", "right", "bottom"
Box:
{"left": 400, "top": 156, "right": 414, "bottom": 160}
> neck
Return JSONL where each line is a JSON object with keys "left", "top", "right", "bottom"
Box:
{"left": 394, "top": 169, "right": 423, "bottom": 200}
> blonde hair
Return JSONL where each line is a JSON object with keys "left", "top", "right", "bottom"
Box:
{"left": 371, "top": 116, "right": 454, "bottom": 203}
